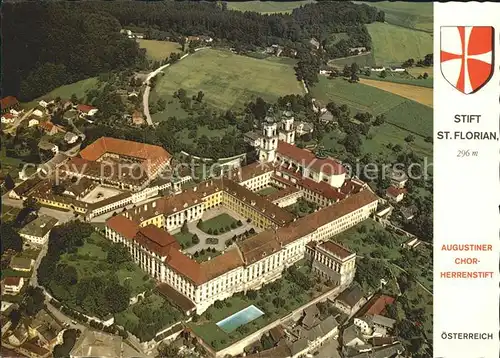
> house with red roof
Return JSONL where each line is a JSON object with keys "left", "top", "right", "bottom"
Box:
{"left": 1, "top": 96, "right": 19, "bottom": 114}
{"left": 386, "top": 185, "right": 407, "bottom": 203}
{"left": 38, "top": 121, "right": 58, "bottom": 135}
{"left": 1, "top": 113, "right": 15, "bottom": 124}
{"left": 3, "top": 276, "right": 24, "bottom": 295}
{"left": 77, "top": 104, "right": 98, "bottom": 117}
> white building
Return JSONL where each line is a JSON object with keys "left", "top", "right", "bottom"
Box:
{"left": 278, "top": 111, "right": 295, "bottom": 145}
{"left": 258, "top": 117, "right": 279, "bottom": 163}
{"left": 28, "top": 118, "right": 39, "bottom": 127}
{"left": 1, "top": 113, "right": 15, "bottom": 123}
{"left": 19, "top": 215, "right": 59, "bottom": 245}
{"left": 3, "top": 277, "right": 24, "bottom": 295}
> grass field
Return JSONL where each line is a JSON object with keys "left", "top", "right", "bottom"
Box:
{"left": 228, "top": 0, "right": 314, "bottom": 14}
{"left": 328, "top": 52, "right": 375, "bottom": 68}
{"left": 154, "top": 49, "right": 304, "bottom": 111}
{"left": 408, "top": 66, "right": 434, "bottom": 78}
{"left": 360, "top": 73, "right": 433, "bottom": 88}
{"left": 358, "top": 1, "right": 433, "bottom": 32}
{"left": 257, "top": 186, "right": 280, "bottom": 196}
{"left": 359, "top": 78, "right": 433, "bottom": 107}
{"left": 199, "top": 213, "right": 238, "bottom": 234}
{"left": 138, "top": 39, "right": 182, "bottom": 61}
{"left": 310, "top": 77, "right": 406, "bottom": 115}
{"left": 21, "top": 77, "right": 99, "bottom": 109}
{"left": 367, "top": 22, "right": 433, "bottom": 66}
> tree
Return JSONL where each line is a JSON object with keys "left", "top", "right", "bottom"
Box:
{"left": 423, "top": 72, "right": 429, "bottom": 79}
{"left": 157, "top": 98, "right": 167, "bottom": 111}
{"left": 23, "top": 197, "right": 40, "bottom": 212}
{"left": 107, "top": 243, "right": 131, "bottom": 264}
{"left": 4, "top": 173, "right": 15, "bottom": 191}
{"left": 380, "top": 70, "right": 387, "bottom": 78}
{"left": 192, "top": 234, "right": 200, "bottom": 245}
{"left": 70, "top": 93, "right": 78, "bottom": 104}
{"left": 21, "top": 286, "right": 46, "bottom": 316}
{"left": 246, "top": 290, "right": 258, "bottom": 300}
{"left": 105, "top": 284, "right": 130, "bottom": 313}
{"left": 181, "top": 220, "right": 189, "bottom": 234}
{"left": 0, "top": 223, "right": 23, "bottom": 254}
{"left": 405, "top": 135, "right": 415, "bottom": 143}
{"left": 196, "top": 91, "right": 204, "bottom": 102}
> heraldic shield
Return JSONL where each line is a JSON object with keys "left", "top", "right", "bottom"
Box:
{"left": 440, "top": 26, "right": 494, "bottom": 94}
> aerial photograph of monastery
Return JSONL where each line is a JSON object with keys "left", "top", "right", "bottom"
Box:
{"left": 1, "top": 1, "right": 433, "bottom": 357}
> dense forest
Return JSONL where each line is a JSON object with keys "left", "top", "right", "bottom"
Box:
{"left": 2, "top": 0, "right": 382, "bottom": 101}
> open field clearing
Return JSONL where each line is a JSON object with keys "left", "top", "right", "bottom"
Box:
{"left": 228, "top": 0, "right": 314, "bottom": 14}
{"left": 408, "top": 66, "right": 434, "bottom": 78}
{"left": 154, "top": 49, "right": 304, "bottom": 110}
{"left": 358, "top": 1, "right": 433, "bottom": 32}
{"left": 359, "top": 78, "right": 433, "bottom": 107}
{"left": 310, "top": 77, "right": 406, "bottom": 115}
{"left": 360, "top": 73, "right": 432, "bottom": 88}
{"left": 138, "top": 39, "right": 182, "bottom": 61}
{"left": 20, "top": 77, "right": 99, "bottom": 109}
{"left": 367, "top": 22, "right": 433, "bottom": 66}
{"left": 328, "top": 52, "right": 375, "bottom": 68}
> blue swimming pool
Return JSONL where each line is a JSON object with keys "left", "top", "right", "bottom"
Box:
{"left": 216, "top": 305, "right": 265, "bottom": 333}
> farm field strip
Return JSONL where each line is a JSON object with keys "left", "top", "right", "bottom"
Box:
{"left": 359, "top": 78, "right": 433, "bottom": 108}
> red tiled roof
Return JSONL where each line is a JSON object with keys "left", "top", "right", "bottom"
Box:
{"left": 1, "top": 96, "right": 19, "bottom": 109}
{"left": 135, "top": 225, "right": 180, "bottom": 257}
{"left": 106, "top": 215, "right": 139, "bottom": 239}
{"left": 366, "top": 295, "right": 395, "bottom": 315}
{"left": 166, "top": 249, "right": 202, "bottom": 284}
{"left": 39, "top": 121, "right": 55, "bottom": 131}
{"left": 79, "top": 137, "right": 171, "bottom": 177}
{"left": 3, "top": 113, "right": 14, "bottom": 119}
{"left": 4, "top": 276, "right": 22, "bottom": 286}
{"left": 77, "top": 104, "right": 96, "bottom": 113}
{"left": 277, "top": 140, "right": 345, "bottom": 175}
{"left": 319, "top": 241, "right": 354, "bottom": 260}
{"left": 386, "top": 185, "right": 407, "bottom": 197}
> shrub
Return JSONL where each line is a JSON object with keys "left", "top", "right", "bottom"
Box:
{"left": 246, "top": 218, "right": 251, "bottom": 223}
{"left": 213, "top": 228, "right": 219, "bottom": 235}
{"left": 192, "top": 234, "right": 200, "bottom": 245}
{"left": 197, "top": 219, "right": 203, "bottom": 228}
{"left": 207, "top": 228, "right": 213, "bottom": 235}
{"left": 225, "top": 226, "right": 230, "bottom": 232}
{"left": 237, "top": 220, "right": 243, "bottom": 226}
{"left": 231, "top": 222, "right": 237, "bottom": 229}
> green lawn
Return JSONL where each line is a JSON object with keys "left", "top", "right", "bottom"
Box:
{"left": 199, "top": 214, "right": 238, "bottom": 235}
{"left": 138, "top": 39, "right": 182, "bottom": 61}
{"left": 328, "top": 52, "right": 375, "bottom": 68}
{"left": 59, "top": 233, "right": 154, "bottom": 296}
{"left": 358, "top": 1, "right": 433, "bottom": 32}
{"left": 310, "top": 77, "right": 406, "bottom": 115}
{"left": 149, "top": 94, "right": 190, "bottom": 123}
{"left": 228, "top": 0, "right": 314, "bottom": 14}
{"left": 332, "top": 219, "right": 406, "bottom": 260}
{"left": 0, "top": 145, "right": 24, "bottom": 179}
{"left": 257, "top": 186, "right": 280, "bottom": 196}
{"left": 20, "top": 77, "right": 100, "bottom": 109}
{"left": 360, "top": 73, "right": 433, "bottom": 88}
{"left": 153, "top": 49, "right": 304, "bottom": 111}
{"left": 367, "top": 22, "right": 433, "bottom": 66}
{"left": 173, "top": 232, "right": 196, "bottom": 249}
{"left": 1, "top": 205, "right": 21, "bottom": 223}
{"left": 114, "top": 292, "right": 183, "bottom": 342}
{"left": 188, "top": 264, "right": 329, "bottom": 350}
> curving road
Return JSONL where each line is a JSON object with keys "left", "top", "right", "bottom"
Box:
{"left": 142, "top": 47, "right": 210, "bottom": 126}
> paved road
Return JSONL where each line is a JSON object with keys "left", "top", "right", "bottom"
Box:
{"left": 142, "top": 47, "right": 209, "bottom": 126}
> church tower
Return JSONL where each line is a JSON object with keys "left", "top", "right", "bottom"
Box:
{"left": 278, "top": 110, "right": 295, "bottom": 145}
{"left": 259, "top": 116, "right": 278, "bottom": 163}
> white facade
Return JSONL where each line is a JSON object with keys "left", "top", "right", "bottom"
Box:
{"left": 354, "top": 317, "right": 373, "bottom": 335}
{"left": 20, "top": 231, "right": 51, "bottom": 246}
{"left": 28, "top": 118, "right": 39, "bottom": 127}
{"left": 1, "top": 114, "right": 15, "bottom": 123}
{"left": 3, "top": 278, "right": 24, "bottom": 295}
{"left": 278, "top": 115, "right": 295, "bottom": 145}
{"left": 259, "top": 120, "right": 278, "bottom": 163}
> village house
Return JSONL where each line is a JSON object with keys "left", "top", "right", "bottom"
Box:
{"left": 334, "top": 284, "right": 366, "bottom": 316}
{"left": 30, "top": 310, "right": 64, "bottom": 349}
{"left": 309, "top": 38, "right": 320, "bottom": 49}
{"left": 400, "top": 205, "right": 417, "bottom": 221}
{"left": 295, "top": 121, "right": 314, "bottom": 136}
{"left": 385, "top": 185, "right": 407, "bottom": 203}
{"left": 349, "top": 46, "right": 367, "bottom": 54}
{"left": 319, "top": 110, "right": 335, "bottom": 124}
{"left": 77, "top": 104, "right": 98, "bottom": 117}
{"left": 10, "top": 256, "right": 34, "bottom": 272}
{"left": 38, "top": 140, "right": 59, "bottom": 155}
{"left": 1, "top": 96, "right": 20, "bottom": 114}
{"left": 19, "top": 215, "right": 59, "bottom": 245}
{"left": 38, "top": 121, "right": 58, "bottom": 135}
{"left": 3, "top": 276, "right": 24, "bottom": 295}
{"left": 32, "top": 106, "right": 45, "bottom": 118}
{"left": 371, "top": 66, "right": 385, "bottom": 72}
{"left": 389, "top": 66, "right": 406, "bottom": 73}
{"left": 132, "top": 110, "right": 145, "bottom": 126}
{"left": 244, "top": 130, "right": 262, "bottom": 147}
{"left": 38, "top": 100, "right": 54, "bottom": 108}
{"left": 390, "top": 170, "right": 408, "bottom": 188}
{"left": 64, "top": 131, "right": 79, "bottom": 144}
{"left": 1, "top": 113, "right": 16, "bottom": 124}
{"left": 28, "top": 117, "right": 40, "bottom": 127}
{"left": 342, "top": 324, "right": 367, "bottom": 349}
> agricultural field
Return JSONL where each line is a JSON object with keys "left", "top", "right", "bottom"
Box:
{"left": 328, "top": 52, "right": 375, "bottom": 68}
{"left": 310, "top": 77, "right": 406, "bottom": 115}
{"left": 153, "top": 49, "right": 304, "bottom": 111}
{"left": 359, "top": 78, "right": 433, "bottom": 107}
{"left": 359, "top": 71, "right": 434, "bottom": 88}
{"left": 367, "top": 22, "right": 433, "bottom": 66}
{"left": 228, "top": 0, "right": 314, "bottom": 14}
{"left": 20, "top": 77, "right": 99, "bottom": 109}
{"left": 138, "top": 39, "right": 182, "bottom": 61}
{"left": 358, "top": 1, "right": 433, "bottom": 32}
{"left": 408, "top": 66, "right": 434, "bottom": 78}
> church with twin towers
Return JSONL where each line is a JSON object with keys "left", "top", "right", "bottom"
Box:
{"left": 259, "top": 109, "right": 295, "bottom": 163}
